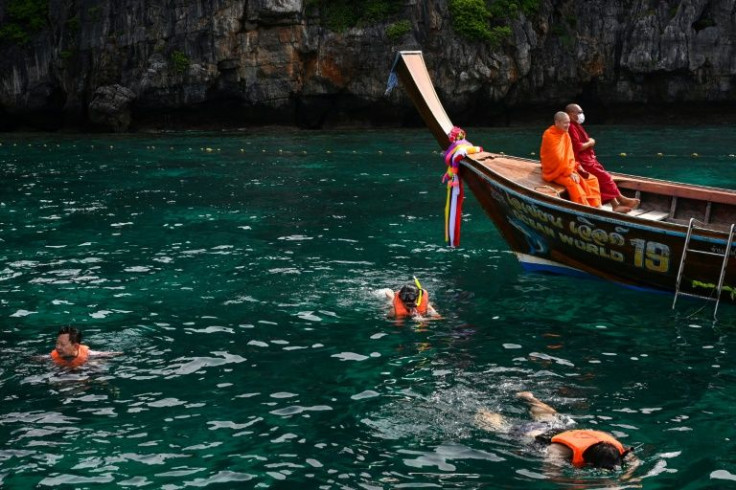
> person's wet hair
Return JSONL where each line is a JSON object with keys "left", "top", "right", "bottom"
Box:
{"left": 398, "top": 284, "right": 419, "bottom": 305}
{"left": 58, "top": 326, "right": 82, "bottom": 344}
{"left": 583, "top": 442, "right": 623, "bottom": 470}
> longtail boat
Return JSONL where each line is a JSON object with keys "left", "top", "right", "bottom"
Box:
{"left": 387, "top": 51, "right": 736, "bottom": 317}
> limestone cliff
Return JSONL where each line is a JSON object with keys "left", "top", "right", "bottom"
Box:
{"left": 0, "top": 0, "right": 734, "bottom": 131}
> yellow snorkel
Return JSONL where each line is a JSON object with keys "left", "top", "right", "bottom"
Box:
{"left": 413, "top": 276, "right": 423, "bottom": 307}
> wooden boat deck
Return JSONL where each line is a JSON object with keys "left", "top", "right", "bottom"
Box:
{"left": 467, "top": 151, "right": 735, "bottom": 231}
{"left": 469, "top": 152, "right": 564, "bottom": 195}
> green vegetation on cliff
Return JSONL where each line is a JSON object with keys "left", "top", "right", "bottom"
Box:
{"left": 307, "top": 0, "right": 404, "bottom": 32}
{"left": 386, "top": 20, "right": 411, "bottom": 41}
{"left": 306, "top": 0, "right": 540, "bottom": 45}
{"left": 448, "top": 0, "right": 540, "bottom": 44}
{"left": 171, "top": 51, "right": 190, "bottom": 74}
{"left": 0, "top": 0, "right": 49, "bottom": 45}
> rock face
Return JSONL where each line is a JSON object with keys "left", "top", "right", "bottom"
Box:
{"left": 88, "top": 84, "right": 136, "bottom": 131}
{"left": 0, "top": 0, "right": 735, "bottom": 131}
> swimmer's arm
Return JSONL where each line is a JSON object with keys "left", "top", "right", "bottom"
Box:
{"left": 541, "top": 444, "right": 573, "bottom": 480}
{"left": 381, "top": 289, "right": 396, "bottom": 317}
{"left": 410, "top": 310, "right": 441, "bottom": 321}
{"left": 545, "top": 443, "right": 573, "bottom": 466}
{"left": 88, "top": 350, "right": 123, "bottom": 358}
{"left": 621, "top": 451, "right": 641, "bottom": 481}
{"left": 426, "top": 303, "right": 441, "bottom": 318}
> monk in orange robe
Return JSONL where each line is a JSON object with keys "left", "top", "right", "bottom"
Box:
{"left": 540, "top": 112, "right": 602, "bottom": 207}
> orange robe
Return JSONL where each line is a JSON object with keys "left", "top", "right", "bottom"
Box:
{"left": 540, "top": 125, "right": 601, "bottom": 207}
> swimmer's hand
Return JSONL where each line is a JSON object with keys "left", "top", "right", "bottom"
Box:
{"left": 90, "top": 351, "right": 123, "bottom": 358}
{"left": 620, "top": 451, "right": 642, "bottom": 482}
{"left": 411, "top": 311, "right": 442, "bottom": 321}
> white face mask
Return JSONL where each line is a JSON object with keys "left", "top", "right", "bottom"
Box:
{"left": 577, "top": 113, "right": 585, "bottom": 124}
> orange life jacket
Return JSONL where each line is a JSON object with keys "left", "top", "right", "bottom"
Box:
{"left": 50, "top": 344, "right": 90, "bottom": 368}
{"left": 392, "top": 289, "right": 429, "bottom": 317}
{"left": 551, "top": 430, "right": 625, "bottom": 467}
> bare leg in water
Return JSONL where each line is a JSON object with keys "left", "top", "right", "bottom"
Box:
{"left": 475, "top": 391, "right": 562, "bottom": 433}
{"left": 474, "top": 408, "right": 512, "bottom": 433}
{"left": 516, "top": 391, "right": 560, "bottom": 422}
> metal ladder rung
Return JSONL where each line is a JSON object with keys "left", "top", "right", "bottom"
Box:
{"left": 687, "top": 249, "right": 729, "bottom": 258}
{"left": 676, "top": 292, "right": 717, "bottom": 301}
{"left": 672, "top": 218, "right": 735, "bottom": 320}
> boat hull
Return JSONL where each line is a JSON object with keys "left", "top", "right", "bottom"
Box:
{"left": 461, "top": 161, "right": 736, "bottom": 303}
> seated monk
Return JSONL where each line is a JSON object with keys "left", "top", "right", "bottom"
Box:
{"left": 540, "top": 112, "right": 602, "bottom": 208}
{"left": 565, "top": 103, "right": 639, "bottom": 213}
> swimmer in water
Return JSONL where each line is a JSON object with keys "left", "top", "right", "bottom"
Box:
{"left": 48, "top": 326, "right": 122, "bottom": 368}
{"left": 380, "top": 277, "right": 439, "bottom": 319}
{"left": 476, "top": 391, "right": 640, "bottom": 473}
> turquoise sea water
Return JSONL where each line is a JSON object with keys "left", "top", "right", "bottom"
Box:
{"left": 1, "top": 127, "right": 736, "bottom": 489}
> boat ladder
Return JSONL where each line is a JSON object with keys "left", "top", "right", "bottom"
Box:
{"left": 672, "top": 218, "right": 736, "bottom": 319}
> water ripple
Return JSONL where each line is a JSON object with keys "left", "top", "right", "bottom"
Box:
{"left": 269, "top": 405, "right": 333, "bottom": 416}
{"left": 40, "top": 474, "right": 115, "bottom": 486}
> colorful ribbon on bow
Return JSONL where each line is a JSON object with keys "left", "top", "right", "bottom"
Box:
{"left": 441, "top": 127, "right": 482, "bottom": 248}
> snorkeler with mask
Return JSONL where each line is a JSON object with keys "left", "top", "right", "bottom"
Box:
{"left": 383, "top": 277, "right": 440, "bottom": 319}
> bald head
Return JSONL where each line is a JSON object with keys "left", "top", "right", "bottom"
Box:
{"left": 565, "top": 103, "right": 584, "bottom": 123}
{"left": 554, "top": 111, "right": 570, "bottom": 132}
